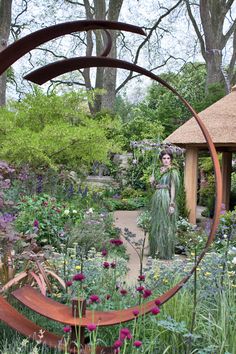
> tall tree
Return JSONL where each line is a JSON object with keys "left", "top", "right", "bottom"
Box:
{"left": 185, "top": 0, "right": 236, "bottom": 93}
{"left": 0, "top": 0, "right": 12, "bottom": 106}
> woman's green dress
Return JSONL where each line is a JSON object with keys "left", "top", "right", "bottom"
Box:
{"left": 149, "top": 167, "right": 180, "bottom": 259}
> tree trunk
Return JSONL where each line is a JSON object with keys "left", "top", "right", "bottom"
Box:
{"left": 0, "top": 0, "right": 12, "bottom": 106}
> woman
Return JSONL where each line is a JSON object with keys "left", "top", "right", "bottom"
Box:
{"left": 149, "top": 150, "right": 180, "bottom": 259}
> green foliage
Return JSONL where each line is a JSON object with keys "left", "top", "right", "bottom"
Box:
{"left": 0, "top": 89, "right": 121, "bottom": 172}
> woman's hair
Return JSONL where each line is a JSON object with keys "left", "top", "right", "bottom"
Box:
{"left": 159, "top": 149, "right": 173, "bottom": 161}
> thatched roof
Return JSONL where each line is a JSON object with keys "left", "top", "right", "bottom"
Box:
{"left": 165, "top": 86, "right": 236, "bottom": 147}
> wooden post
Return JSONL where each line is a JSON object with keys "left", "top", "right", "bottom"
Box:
{"left": 184, "top": 147, "right": 198, "bottom": 224}
{"left": 221, "top": 151, "right": 232, "bottom": 210}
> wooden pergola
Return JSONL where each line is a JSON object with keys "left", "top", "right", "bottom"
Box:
{"left": 165, "top": 85, "right": 236, "bottom": 224}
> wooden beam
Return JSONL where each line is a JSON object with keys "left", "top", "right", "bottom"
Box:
{"left": 184, "top": 147, "right": 198, "bottom": 224}
{"left": 221, "top": 151, "right": 232, "bottom": 210}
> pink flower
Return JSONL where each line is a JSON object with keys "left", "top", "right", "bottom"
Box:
{"left": 101, "top": 249, "right": 108, "bottom": 257}
{"left": 151, "top": 306, "right": 160, "bottom": 315}
{"left": 155, "top": 299, "right": 161, "bottom": 306}
{"left": 103, "top": 261, "right": 110, "bottom": 269}
{"left": 87, "top": 323, "right": 97, "bottom": 332}
{"left": 136, "top": 286, "right": 144, "bottom": 293}
{"left": 111, "top": 261, "right": 116, "bottom": 269}
{"left": 133, "top": 340, "right": 142, "bottom": 348}
{"left": 120, "top": 328, "right": 132, "bottom": 340}
{"left": 73, "top": 273, "right": 86, "bottom": 281}
{"left": 143, "top": 289, "right": 152, "bottom": 299}
{"left": 120, "top": 289, "right": 128, "bottom": 296}
{"left": 89, "top": 294, "right": 100, "bottom": 303}
{"left": 113, "top": 339, "right": 123, "bottom": 349}
{"left": 138, "top": 274, "right": 145, "bottom": 281}
{"left": 132, "top": 309, "right": 139, "bottom": 317}
{"left": 110, "top": 239, "right": 123, "bottom": 246}
{"left": 63, "top": 326, "right": 71, "bottom": 333}
{"left": 65, "top": 280, "right": 73, "bottom": 287}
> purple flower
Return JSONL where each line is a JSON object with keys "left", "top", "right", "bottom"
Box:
{"left": 63, "top": 326, "right": 71, "bottom": 333}
{"left": 120, "top": 328, "right": 132, "bottom": 341}
{"left": 87, "top": 323, "right": 97, "bottom": 332}
{"left": 33, "top": 219, "right": 39, "bottom": 228}
{"left": 73, "top": 273, "right": 86, "bottom": 282}
{"left": 133, "top": 340, "right": 142, "bottom": 348}
{"left": 143, "top": 289, "right": 152, "bottom": 299}
{"left": 132, "top": 309, "right": 139, "bottom": 317}
{"left": 103, "top": 261, "right": 110, "bottom": 269}
{"left": 101, "top": 249, "right": 108, "bottom": 257}
{"left": 89, "top": 294, "right": 100, "bottom": 303}
{"left": 113, "top": 339, "right": 123, "bottom": 349}
{"left": 151, "top": 306, "right": 160, "bottom": 315}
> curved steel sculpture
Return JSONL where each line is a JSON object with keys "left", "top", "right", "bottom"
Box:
{"left": 0, "top": 20, "right": 222, "bottom": 353}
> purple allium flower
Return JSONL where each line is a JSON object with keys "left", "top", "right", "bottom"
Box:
{"left": 113, "top": 339, "right": 123, "bottom": 349}
{"left": 143, "top": 289, "right": 152, "bottom": 299}
{"left": 33, "top": 219, "right": 39, "bottom": 228}
{"left": 89, "top": 294, "right": 100, "bottom": 303}
{"left": 138, "top": 274, "right": 145, "bottom": 281}
{"left": 151, "top": 306, "right": 160, "bottom": 315}
{"left": 132, "top": 309, "right": 139, "bottom": 317}
{"left": 65, "top": 280, "right": 73, "bottom": 287}
{"left": 120, "top": 328, "right": 132, "bottom": 341}
{"left": 63, "top": 326, "right": 71, "bottom": 333}
{"left": 103, "top": 261, "right": 110, "bottom": 269}
{"left": 101, "top": 249, "right": 108, "bottom": 257}
{"left": 120, "top": 289, "right": 128, "bottom": 296}
{"left": 136, "top": 286, "right": 144, "bottom": 293}
{"left": 87, "top": 323, "right": 97, "bottom": 332}
{"left": 111, "top": 261, "right": 116, "bottom": 269}
{"left": 73, "top": 273, "right": 86, "bottom": 282}
{"left": 133, "top": 340, "right": 142, "bottom": 348}
{"left": 155, "top": 299, "right": 161, "bottom": 306}
{"left": 110, "top": 238, "right": 123, "bottom": 246}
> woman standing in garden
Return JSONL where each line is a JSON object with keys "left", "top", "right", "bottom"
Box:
{"left": 149, "top": 149, "right": 180, "bottom": 259}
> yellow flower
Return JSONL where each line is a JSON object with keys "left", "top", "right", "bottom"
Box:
{"left": 227, "top": 271, "right": 235, "bottom": 276}
{"left": 196, "top": 267, "right": 201, "bottom": 271}
{"left": 231, "top": 284, "right": 236, "bottom": 288}
{"left": 153, "top": 273, "right": 159, "bottom": 280}
{"left": 163, "top": 278, "right": 169, "bottom": 284}
{"left": 75, "top": 265, "right": 81, "bottom": 270}
{"left": 204, "top": 272, "right": 211, "bottom": 277}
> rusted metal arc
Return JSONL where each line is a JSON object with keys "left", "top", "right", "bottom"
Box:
{"left": 24, "top": 56, "right": 222, "bottom": 322}
{"left": 100, "top": 30, "right": 112, "bottom": 57}
{"left": 0, "top": 20, "right": 146, "bottom": 76}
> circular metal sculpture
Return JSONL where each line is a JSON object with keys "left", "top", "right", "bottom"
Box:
{"left": 0, "top": 20, "right": 222, "bottom": 353}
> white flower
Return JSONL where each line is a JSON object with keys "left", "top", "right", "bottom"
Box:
{"left": 232, "top": 257, "right": 236, "bottom": 265}
{"left": 228, "top": 247, "right": 236, "bottom": 255}
{"left": 72, "top": 209, "right": 77, "bottom": 214}
{"left": 87, "top": 207, "right": 93, "bottom": 214}
{"left": 63, "top": 209, "right": 70, "bottom": 216}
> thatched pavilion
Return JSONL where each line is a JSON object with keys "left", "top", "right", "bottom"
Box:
{"left": 165, "top": 85, "right": 236, "bottom": 224}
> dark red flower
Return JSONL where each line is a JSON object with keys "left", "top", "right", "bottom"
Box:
{"left": 65, "top": 280, "right": 73, "bottom": 287}
{"left": 136, "top": 286, "right": 144, "bottom": 293}
{"left": 111, "top": 261, "right": 116, "bottom": 269}
{"left": 120, "top": 289, "right": 128, "bottom": 296}
{"left": 143, "top": 289, "right": 152, "bottom": 299}
{"left": 33, "top": 219, "right": 39, "bottom": 228}
{"left": 110, "top": 238, "right": 123, "bottom": 246}
{"left": 103, "top": 261, "right": 110, "bottom": 269}
{"left": 133, "top": 340, "right": 142, "bottom": 348}
{"left": 63, "top": 326, "right": 71, "bottom": 333}
{"left": 106, "top": 294, "right": 111, "bottom": 300}
{"left": 73, "top": 273, "right": 86, "bottom": 282}
{"left": 138, "top": 274, "right": 145, "bottom": 281}
{"left": 151, "top": 306, "right": 160, "bottom": 315}
{"left": 101, "top": 249, "right": 108, "bottom": 257}
{"left": 113, "top": 339, "right": 123, "bottom": 349}
{"left": 89, "top": 294, "right": 100, "bottom": 303}
{"left": 155, "top": 299, "right": 161, "bottom": 306}
{"left": 132, "top": 309, "right": 139, "bottom": 316}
